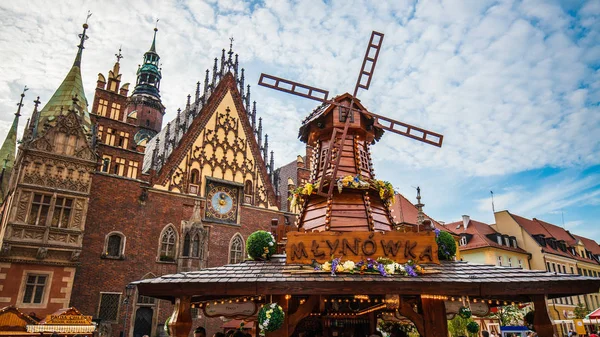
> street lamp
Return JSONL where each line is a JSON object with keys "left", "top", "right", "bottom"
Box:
{"left": 121, "top": 284, "right": 136, "bottom": 337}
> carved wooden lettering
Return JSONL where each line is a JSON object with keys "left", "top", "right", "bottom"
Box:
{"left": 310, "top": 240, "right": 325, "bottom": 258}
{"left": 381, "top": 240, "right": 402, "bottom": 257}
{"left": 341, "top": 238, "right": 359, "bottom": 255}
{"left": 404, "top": 240, "right": 417, "bottom": 259}
{"left": 286, "top": 231, "right": 439, "bottom": 264}
{"left": 290, "top": 242, "right": 308, "bottom": 261}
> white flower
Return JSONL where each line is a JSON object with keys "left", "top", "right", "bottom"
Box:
{"left": 385, "top": 264, "right": 395, "bottom": 275}
{"left": 322, "top": 262, "right": 331, "bottom": 271}
{"left": 268, "top": 241, "right": 274, "bottom": 246}
{"left": 270, "top": 303, "right": 277, "bottom": 308}
{"left": 342, "top": 260, "right": 355, "bottom": 270}
{"left": 396, "top": 264, "right": 405, "bottom": 272}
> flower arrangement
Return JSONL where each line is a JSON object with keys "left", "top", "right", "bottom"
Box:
{"left": 337, "top": 175, "right": 370, "bottom": 193}
{"left": 466, "top": 321, "right": 479, "bottom": 334}
{"left": 246, "top": 231, "right": 276, "bottom": 260}
{"left": 435, "top": 229, "right": 457, "bottom": 260}
{"left": 371, "top": 179, "right": 395, "bottom": 205}
{"left": 314, "top": 257, "right": 423, "bottom": 277}
{"left": 258, "top": 302, "right": 285, "bottom": 335}
{"left": 458, "top": 306, "right": 472, "bottom": 319}
{"left": 289, "top": 182, "right": 317, "bottom": 208}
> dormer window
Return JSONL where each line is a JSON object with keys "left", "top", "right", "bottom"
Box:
{"left": 504, "top": 237, "right": 510, "bottom": 247}
{"left": 459, "top": 236, "right": 467, "bottom": 246}
{"left": 512, "top": 239, "right": 518, "bottom": 248}
{"left": 497, "top": 235, "right": 502, "bottom": 245}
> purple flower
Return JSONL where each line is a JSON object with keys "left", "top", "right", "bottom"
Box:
{"left": 377, "top": 263, "right": 387, "bottom": 276}
{"left": 405, "top": 265, "right": 417, "bottom": 277}
{"left": 353, "top": 176, "right": 360, "bottom": 183}
{"left": 356, "top": 260, "right": 364, "bottom": 268}
{"left": 367, "top": 258, "right": 374, "bottom": 269}
{"left": 331, "top": 258, "right": 340, "bottom": 276}
{"left": 434, "top": 228, "right": 441, "bottom": 237}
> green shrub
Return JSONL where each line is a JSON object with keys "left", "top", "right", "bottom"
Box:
{"left": 246, "top": 230, "right": 276, "bottom": 260}
{"left": 436, "top": 231, "right": 457, "bottom": 260}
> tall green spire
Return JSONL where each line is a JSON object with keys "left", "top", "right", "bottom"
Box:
{"left": 36, "top": 18, "right": 92, "bottom": 136}
{"left": 133, "top": 24, "right": 162, "bottom": 98}
{"left": 0, "top": 87, "right": 27, "bottom": 201}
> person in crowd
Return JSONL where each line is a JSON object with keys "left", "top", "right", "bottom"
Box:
{"left": 213, "top": 333, "right": 226, "bottom": 337}
{"left": 232, "top": 331, "right": 246, "bottom": 337}
{"left": 194, "top": 326, "right": 206, "bottom": 337}
{"left": 482, "top": 331, "right": 490, "bottom": 337}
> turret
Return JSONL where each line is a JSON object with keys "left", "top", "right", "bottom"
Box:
{"left": 127, "top": 24, "right": 166, "bottom": 137}
{"left": 0, "top": 88, "right": 27, "bottom": 201}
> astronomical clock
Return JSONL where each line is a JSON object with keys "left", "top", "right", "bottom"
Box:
{"left": 204, "top": 178, "right": 241, "bottom": 224}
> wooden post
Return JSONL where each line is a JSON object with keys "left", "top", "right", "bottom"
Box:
{"left": 398, "top": 297, "right": 424, "bottom": 336}
{"left": 266, "top": 295, "right": 289, "bottom": 337}
{"left": 168, "top": 296, "right": 193, "bottom": 337}
{"left": 531, "top": 295, "right": 557, "bottom": 337}
{"left": 288, "top": 295, "right": 320, "bottom": 335}
{"left": 421, "top": 297, "right": 448, "bottom": 337}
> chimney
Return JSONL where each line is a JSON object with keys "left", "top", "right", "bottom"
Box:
{"left": 462, "top": 215, "right": 470, "bottom": 230}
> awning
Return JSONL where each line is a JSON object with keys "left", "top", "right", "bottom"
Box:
{"left": 587, "top": 307, "right": 600, "bottom": 319}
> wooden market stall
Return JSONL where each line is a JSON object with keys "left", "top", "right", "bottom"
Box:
{"left": 26, "top": 307, "right": 96, "bottom": 336}
{"left": 134, "top": 31, "right": 600, "bottom": 337}
{"left": 0, "top": 306, "right": 39, "bottom": 336}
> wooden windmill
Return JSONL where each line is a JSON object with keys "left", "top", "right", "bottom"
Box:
{"left": 259, "top": 31, "right": 443, "bottom": 232}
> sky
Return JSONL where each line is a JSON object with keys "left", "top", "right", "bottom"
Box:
{"left": 0, "top": 0, "right": 598, "bottom": 240}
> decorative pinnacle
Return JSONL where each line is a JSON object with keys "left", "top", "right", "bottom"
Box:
{"left": 150, "top": 19, "right": 159, "bottom": 52}
{"left": 33, "top": 96, "right": 41, "bottom": 110}
{"left": 115, "top": 46, "right": 123, "bottom": 63}
{"left": 416, "top": 186, "right": 421, "bottom": 204}
{"left": 228, "top": 36, "right": 234, "bottom": 56}
{"left": 16, "top": 86, "right": 28, "bottom": 117}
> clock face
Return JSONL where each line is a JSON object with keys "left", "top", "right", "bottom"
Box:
{"left": 205, "top": 181, "right": 239, "bottom": 224}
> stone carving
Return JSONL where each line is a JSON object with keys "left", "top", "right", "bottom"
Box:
{"left": 15, "top": 192, "right": 31, "bottom": 222}
{"left": 0, "top": 243, "right": 11, "bottom": 256}
{"left": 70, "top": 250, "right": 81, "bottom": 261}
{"left": 36, "top": 247, "right": 48, "bottom": 260}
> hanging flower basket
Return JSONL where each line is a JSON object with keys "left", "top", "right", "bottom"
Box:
{"left": 466, "top": 321, "right": 480, "bottom": 334}
{"left": 246, "top": 231, "right": 276, "bottom": 260}
{"left": 258, "top": 302, "right": 285, "bottom": 335}
{"left": 458, "top": 306, "right": 472, "bottom": 319}
{"left": 435, "top": 230, "right": 456, "bottom": 260}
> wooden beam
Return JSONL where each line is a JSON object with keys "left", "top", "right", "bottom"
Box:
{"left": 287, "top": 295, "right": 320, "bottom": 335}
{"left": 421, "top": 297, "right": 448, "bottom": 337}
{"left": 530, "top": 295, "right": 556, "bottom": 337}
{"left": 168, "top": 296, "right": 193, "bottom": 337}
{"left": 398, "top": 296, "right": 424, "bottom": 336}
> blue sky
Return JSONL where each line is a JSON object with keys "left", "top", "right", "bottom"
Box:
{"left": 0, "top": 0, "right": 598, "bottom": 240}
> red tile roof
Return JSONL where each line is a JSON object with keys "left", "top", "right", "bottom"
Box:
{"left": 507, "top": 212, "right": 598, "bottom": 264}
{"left": 447, "top": 219, "right": 530, "bottom": 255}
{"left": 391, "top": 193, "right": 458, "bottom": 234}
{"left": 574, "top": 235, "right": 600, "bottom": 256}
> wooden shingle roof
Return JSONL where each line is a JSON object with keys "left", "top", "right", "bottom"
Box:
{"left": 134, "top": 256, "right": 600, "bottom": 302}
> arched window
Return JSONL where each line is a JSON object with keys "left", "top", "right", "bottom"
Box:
{"left": 244, "top": 180, "right": 253, "bottom": 195}
{"left": 192, "top": 234, "right": 200, "bottom": 258}
{"left": 229, "top": 234, "right": 244, "bottom": 264}
{"left": 190, "top": 169, "right": 200, "bottom": 185}
{"left": 159, "top": 226, "right": 177, "bottom": 261}
{"left": 103, "top": 232, "right": 125, "bottom": 258}
{"left": 182, "top": 233, "right": 191, "bottom": 257}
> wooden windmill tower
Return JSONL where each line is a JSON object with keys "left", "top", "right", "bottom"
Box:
{"left": 259, "top": 31, "right": 443, "bottom": 233}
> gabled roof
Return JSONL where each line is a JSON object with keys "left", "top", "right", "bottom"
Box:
{"left": 573, "top": 234, "right": 600, "bottom": 256}
{"left": 447, "top": 219, "right": 529, "bottom": 255}
{"left": 143, "top": 73, "right": 277, "bottom": 205}
{"left": 507, "top": 212, "right": 598, "bottom": 264}
{"left": 133, "top": 256, "right": 600, "bottom": 302}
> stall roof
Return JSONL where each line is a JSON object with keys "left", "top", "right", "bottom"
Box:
{"left": 133, "top": 256, "right": 600, "bottom": 302}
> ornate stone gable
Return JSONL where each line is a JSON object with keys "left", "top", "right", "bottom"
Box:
{"left": 150, "top": 73, "right": 277, "bottom": 209}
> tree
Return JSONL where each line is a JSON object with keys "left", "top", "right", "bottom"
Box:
{"left": 489, "top": 305, "right": 527, "bottom": 326}
{"left": 574, "top": 302, "right": 591, "bottom": 319}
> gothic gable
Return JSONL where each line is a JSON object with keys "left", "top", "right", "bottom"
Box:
{"left": 29, "top": 110, "right": 95, "bottom": 162}
{"left": 150, "top": 73, "right": 277, "bottom": 209}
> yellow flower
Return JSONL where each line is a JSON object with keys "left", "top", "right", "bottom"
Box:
{"left": 322, "top": 262, "right": 331, "bottom": 271}
{"left": 415, "top": 265, "right": 423, "bottom": 273}
{"left": 342, "top": 261, "right": 355, "bottom": 270}
{"left": 336, "top": 264, "right": 344, "bottom": 272}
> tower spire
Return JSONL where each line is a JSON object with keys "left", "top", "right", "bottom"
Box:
{"left": 150, "top": 19, "right": 159, "bottom": 53}
{"left": 73, "top": 11, "right": 92, "bottom": 67}
{"left": 0, "top": 87, "right": 27, "bottom": 201}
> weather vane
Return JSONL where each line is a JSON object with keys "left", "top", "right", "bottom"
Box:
{"left": 115, "top": 46, "right": 123, "bottom": 63}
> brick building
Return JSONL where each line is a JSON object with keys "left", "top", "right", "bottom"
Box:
{"left": 0, "top": 22, "right": 295, "bottom": 337}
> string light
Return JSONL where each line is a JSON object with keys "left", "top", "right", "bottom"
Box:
{"left": 285, "top": 294, "right": 291, "bottom": 300}
{"left": 422, "top": 295, "right": 448, "bottom": 300}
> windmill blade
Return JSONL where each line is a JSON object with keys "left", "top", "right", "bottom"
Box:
{"left": 364, "top": 110, "right": 443, "bottom": 147}
{"left": 353, "top": 31, "right": 385, "bottom": 97}
{"left": 258, "top": 73, "right": 329, "bottom": 103}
